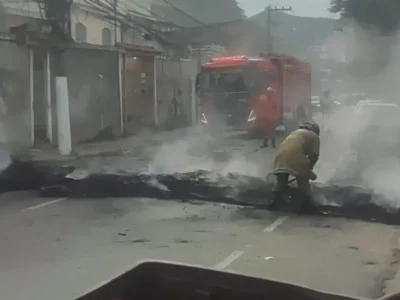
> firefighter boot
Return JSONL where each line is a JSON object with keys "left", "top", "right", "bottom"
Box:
{"left": 268, "top": 190, "right": 282, "bottom": 210}
{"left": 261, "top": 138, "right": 269, "bottom": 148}
{"left": 299, "top": 194, "right": 315, "bottom": 214}
{"left": 271, "top": 138, "right": 276, "bottom": 148}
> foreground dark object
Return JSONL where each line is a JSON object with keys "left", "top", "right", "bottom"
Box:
{"left": 35, "top": 169, "right": 400, "bottom": 225}
{"left": 76, "top": 260, "right": 362, "bottom": 300}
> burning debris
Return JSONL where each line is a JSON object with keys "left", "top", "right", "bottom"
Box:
{"left": 1, "top": 125, "right": 400, "bottom": 228}
{"left": 28, "top": 166, "right": 399, "bottom": 225}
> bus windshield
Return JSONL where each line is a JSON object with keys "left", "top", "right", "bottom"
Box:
{"left": 199, "top": 67, "right": 255, "bottom": 95}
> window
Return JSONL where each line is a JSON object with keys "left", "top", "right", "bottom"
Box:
{"left": 75, "top": 22, "right": 87, "bottom": 43}
{"left": 102, "top": 28, "right": 112, "bottom": 45}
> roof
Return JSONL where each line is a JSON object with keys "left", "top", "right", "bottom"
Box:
{"left": 355, "top": 102, "right": 399, "bottom": 114}
{"left": 359, "top": 102, "right": 398, "bottom": 108}
{"left": 202, "top": 54, "right": 312, "bottom": 71}
{"left": 202, "top": 55, "right": 265, "bottom": 68}
{"left": 116, "top": 43, "right": 162, "bottom": 56}
{"left": 262, "top": 53, "right": 311, "bottom": 73}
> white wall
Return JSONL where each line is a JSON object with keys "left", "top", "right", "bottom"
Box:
{"left": 2, "top": 0, "right": 160, "bottom": 46}
{"left": 71, "top": 3, "right": 122, "bottom": 45}
{"left": 71, "top": 0, "right": 155, "bottom": 46}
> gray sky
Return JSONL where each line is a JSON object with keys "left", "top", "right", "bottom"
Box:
{"left": 237, "top": 0, "right": 335, "bottom": 18}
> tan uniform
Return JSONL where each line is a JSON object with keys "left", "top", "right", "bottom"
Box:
{"left": 272, "top": 129, "right": 320, "bottom": 195}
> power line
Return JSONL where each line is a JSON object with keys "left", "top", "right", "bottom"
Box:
{"left": 157, "top": 0, "right": 205, "bottom": 25}
{"left": 70, "top": 5, "right": 148, "bottom": 43}
{"left": 266, "top": 5, "right": 292, "bottom": 52}
{"left": 130, "top": 0, "right": 184, "bottom": 29}
{"left": 83, "top": 0, "right": 204, "bottom": 48}
{"left": 82, "top": 0, "right": 177, "bottom": 45}
{"left": 0, "top": 0, "right": 36, "bottom": 3}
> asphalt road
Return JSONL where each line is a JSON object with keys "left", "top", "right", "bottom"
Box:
{"left": 1, "top": 129, "right": 400, "bottom": 300}
{"left": 0, "top": 191, "right": 399, "bottom": 300}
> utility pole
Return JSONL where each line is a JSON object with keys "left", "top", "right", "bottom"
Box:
{"left": 113, "top": 0, "right": 118, "bottom": 44}
{"left": 10, "top": 0, "right": 72, "bottom": 153}
{"left": 44, "top": 0, "right": 73, "bottom": 155}
{"left": 266, "top": 5, "right": 292, "bottom": 53}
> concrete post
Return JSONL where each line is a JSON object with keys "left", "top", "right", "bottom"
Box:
{"left": 153, "top": 57, "right": 158, "bottom": 126}
{"left": 29, "top": 47, "right": 34, "bottom": 146}
{"left": 55, "top": 53, "right": 72, "bottom": 155}
{"left": 45, "top": 51, "right": 53, "bottom": 143}
{"left": 190, "top": 77, "right": 197, "bottom": 126}
{"left": 118, "top": 52, "right": 124, "bottom": 134}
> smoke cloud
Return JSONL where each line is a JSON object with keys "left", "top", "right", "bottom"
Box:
{"left": 148, "top": 126, "right": 264, "bottom": 178}
{"left": 316, "top": 20, "right": 400, "bottom": 208}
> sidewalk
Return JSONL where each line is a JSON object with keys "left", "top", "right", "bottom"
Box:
{"left": 17, "top": 128, "right": 192, "bottom": 164}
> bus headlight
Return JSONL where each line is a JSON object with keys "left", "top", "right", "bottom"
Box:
{"left": 247, "top": 110, "right": 256, "bottom": 122}
{"left": 200, "top": 113, "right": 208, "bottom": 124}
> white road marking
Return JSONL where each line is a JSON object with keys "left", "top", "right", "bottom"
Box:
{"left": 264, "top": 256, "right": 274, "bottom": 260}
{"left": 214, "top": 251, "right": 244, "bottom": 270}
{"left": 263, "top": 216, "right": 289, "bottom": 232}
{"left": 22, "top": 198, "right": 67, "bottom": 212}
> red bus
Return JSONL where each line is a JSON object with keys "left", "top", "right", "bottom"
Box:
{"left": 195, "top": 53, "right": 312, "bottom": 135}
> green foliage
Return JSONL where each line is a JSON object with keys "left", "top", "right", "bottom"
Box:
{"left": 329, "top": 0, "right": 400, "bottom": 34}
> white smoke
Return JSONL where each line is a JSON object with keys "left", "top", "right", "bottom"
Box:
{"left": 147, "top": 126, "right": 265, "bottom": 178}
{"left": 315, "top": 20, "right": 400, "bottom": 208}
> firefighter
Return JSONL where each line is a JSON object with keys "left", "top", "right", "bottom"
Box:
{"left": 270, "top": 121, "right": 320, "bottom": 211}
{"left": 257, "top": 87, "right": 278, "bottom": 148}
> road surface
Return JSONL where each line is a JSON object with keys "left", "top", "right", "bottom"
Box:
{"left": 0, "top": 191, "right": 399, "bottom": 300}
{"left": 1, "top": 130, "right": 400, "bottom": 300}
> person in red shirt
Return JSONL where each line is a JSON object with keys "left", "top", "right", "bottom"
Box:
{"left": 256, "top": 87, "right": 278, "bottom": 148}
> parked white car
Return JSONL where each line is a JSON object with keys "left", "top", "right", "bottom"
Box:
{"left": 353, "top": 102, "right": 400, "bottom": 135}
{"left": 354, "top": 99, "right": 382, "bottom": 114}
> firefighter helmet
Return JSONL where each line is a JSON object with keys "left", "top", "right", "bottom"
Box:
{"left": 299, "top": 121, "right": 320, "bottom": 136}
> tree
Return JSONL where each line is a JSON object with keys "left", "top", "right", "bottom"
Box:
{"left": 329, "top": 0, "right": 400, "bottom": 34}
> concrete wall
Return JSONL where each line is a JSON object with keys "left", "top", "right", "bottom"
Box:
{"left": 155, "top": 58, "right": 198, "bottom": 129}
{"left": 61, "top": 47, "right": 121, "bottom": 143}
{"left": 125, "top": 56, "right": 154, "bottom": 131}
{"left": 0, "top": 40, "right": 32, "bottom": 147}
